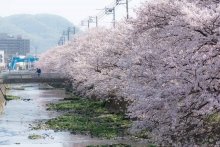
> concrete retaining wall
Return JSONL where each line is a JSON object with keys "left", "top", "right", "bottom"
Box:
{"left": 0, "top": 85, "right": 6, "bottom": 114}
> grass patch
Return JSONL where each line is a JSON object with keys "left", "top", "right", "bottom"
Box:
{"left": 86, "top": 144, "right": 156, "bottom": 147}
{"left": 45, "top": 97, "right": 131, "bottom": 139}
{"left": 134, "top": 130, "right": 150, "bottom": 138}
{"left": 63, "top": 94, "right": 81, "bottom": 101}
{"left": 5, "top": 94, "right": 20, "bottom": 100}
{"left": 86, "top": 144, "right": 131, "bottom": 147}
{"left": 22, "top": 85, "right": 33, "bottom": 87}
{"left": 31, "top": 124, "right": 46, "bottom": 130}
{"left": 205, "top": 111, "right": 220, "bottom": 123}
{"left": 63, "top": 97, "right": 80, "bottom": 100}
{"left": 28, "top": 134, "right": 42, "bottom": 139}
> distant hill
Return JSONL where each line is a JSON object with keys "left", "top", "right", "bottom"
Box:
{"left": 0, "top": 14, "right": 81, "bottom": 53}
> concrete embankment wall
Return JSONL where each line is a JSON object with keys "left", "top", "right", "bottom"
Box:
{"left": 0, "top": 85, "right": 6, "bottom": 114}
{"left": 50, "top": 82, "right": 130, "bottom": 114}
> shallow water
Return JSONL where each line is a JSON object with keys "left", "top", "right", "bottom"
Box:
{"left": 0, "top": 84, "right": 148, "bottom": 147}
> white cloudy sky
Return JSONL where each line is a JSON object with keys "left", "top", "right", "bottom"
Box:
{"left": 0, "top": 0, "right": 145, "bottom": 29}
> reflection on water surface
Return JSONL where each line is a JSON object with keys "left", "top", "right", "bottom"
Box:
{"left": 0, "top": 84, "right": 147, "bottom": 147}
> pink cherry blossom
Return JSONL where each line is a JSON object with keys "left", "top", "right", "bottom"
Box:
{"left": 35, "top": 0, "right": 220, "bottom": 146}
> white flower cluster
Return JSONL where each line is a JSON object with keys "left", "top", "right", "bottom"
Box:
{"left": 35, "top": 0, "right": 220, "bottom": 146}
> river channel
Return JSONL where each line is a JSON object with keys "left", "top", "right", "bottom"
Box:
{"left": 0, "top": 83, "right": 147, "bottom": 147}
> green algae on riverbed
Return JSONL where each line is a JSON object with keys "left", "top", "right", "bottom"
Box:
{"left": 45, "top": 98, "right": 132, "bottom": 139}
{"left": 86, "top": 144, "right": 157, "bottom": 147}
{"left": 87, "top": 144, "right": 131, "bottom": 147}
{"left": 5, "top": 94, "right": 20, "bottom": 100}
{"left": 28, "top": 134, "right": 42, "bottom": 139}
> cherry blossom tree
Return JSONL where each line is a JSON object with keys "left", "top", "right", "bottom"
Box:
{"left": 35, "top": 0, "right": 220, "bottom": 146}
{"left": 125, "top": 0, "right": 220, "bottom": 146}
{"left": 36, "top": 26, "right": 131, "bottom": 99}
{"left": 35, "top": 46, "right": 65, "bottom": 72}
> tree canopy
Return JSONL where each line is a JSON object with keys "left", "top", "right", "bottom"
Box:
{"left": 35, "top": 0, "right": 220, "bottom": 146}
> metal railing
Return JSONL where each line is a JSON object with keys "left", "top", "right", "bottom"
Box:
{"left": 0, "top": 72, "right": 64, "bottom": 79}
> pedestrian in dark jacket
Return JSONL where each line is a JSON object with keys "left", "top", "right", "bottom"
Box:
{"left": 36, "top": 68, "right": 41, "bottom": 78}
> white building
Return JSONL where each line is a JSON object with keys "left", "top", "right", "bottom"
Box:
{"left": 0, "top": 51, "right": 5, "bottom": 68}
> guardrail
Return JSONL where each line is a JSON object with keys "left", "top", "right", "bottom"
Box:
{"left": 0, "top": 73, "right": 64, "bottom": 79}
{"left": 0, "top": 72, "right": 68, "bottom": 84}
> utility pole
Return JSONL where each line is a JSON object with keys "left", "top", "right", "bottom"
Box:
{"left": 88, "top": 20, "right": 90, "bottom": 28}
{"left": 67, "top": 29, "right": 70, "bottom": 41}
{"left": 58, "top": 40, "right": 63, "bottom": 45}
{"left": 61, "top": 36, "right": 65, "bottom": 43}
{"left": 113, "top": 7, "right": 115, "bottom": 28}
{"left": 63, "top": 30, "right": 68, "bottom": 40}
{"left": 126, "top": 0, "right": 129, "bottom": 19}
{"left": 63, "top": 28, "right": 75, "bottom": 41}
{"left": 67, "top": 27, "right": 76, "bottom": 41}
{"left": 105, "top": 7, "right": 115, "bottom": 28}
{"left": 58, "top": 36, "right": 65, "bottom": 45}
{"left": 81, "top": 20, "right": 90, "bottom": 28}
{"left": 116, "top": 0, "right": 129, "bottom": 19}
{"left": 89, "top": 16, "right": 98, "bottom": 27}
{"left": 96, "top": 16, "right": 98, "bottom": 27}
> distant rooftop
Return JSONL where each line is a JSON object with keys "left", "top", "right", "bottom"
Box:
{"left": 0, "top": 33, "right": 27, "bottom": 40}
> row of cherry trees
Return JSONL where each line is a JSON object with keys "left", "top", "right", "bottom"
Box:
{"left": 35, "top": 0, "right": 220, "bottom": 146}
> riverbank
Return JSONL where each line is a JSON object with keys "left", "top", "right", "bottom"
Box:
{"left": 0, "top": 84, "right": 7, "bottom": 114}
{"left": 1, "top": 83, "right": 120, "bottom": 146}
{"left": 45, "top": 97, "right": 132, "bottom": 139}
{"left": 46, "top": 83, "right": 155, "bottom": 147}
{"left": 32, "top": 94, "right": 153, "bottom": 147}
{"left": 0, "top": 83, "right": 153, "bottom": 146}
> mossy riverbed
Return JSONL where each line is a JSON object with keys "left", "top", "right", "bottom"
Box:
{"left": 5, "top": 86, "right": 155, "bottom": 147}
{"left": 28, "top": 134, "right": 42, "bottom": 139}
{"left": 86, "top": 144, "right": 131, "bottom": 147}
{"left": 45, "top": 97, "right": 132, "bottom": 139}
{"left": 43, "top": 96, "right": 157, "bottom": 147}
{"left": 5, "top": 94, "right": 20, "bottom": 100}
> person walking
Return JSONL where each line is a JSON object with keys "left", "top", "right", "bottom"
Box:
{"left": 36, "top": 68, "right": 41, "bottom": 78}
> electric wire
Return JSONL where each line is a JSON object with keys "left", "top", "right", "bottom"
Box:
{"left": 59, "top": 0, "right": 130, "bottom": 44}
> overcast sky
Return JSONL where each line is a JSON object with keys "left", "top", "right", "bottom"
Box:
{"left": 0, "top": 0, "right": 145, "bottom": 29}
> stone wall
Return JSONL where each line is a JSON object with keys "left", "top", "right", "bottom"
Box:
{"left": 50, "top": 82, "right": 130, "bottom": 115}
{"left": 104, "top": 98, "right": 130, "bottom": 114}
{"left": 0, "top": 85, "right": 6, "bottom": 114}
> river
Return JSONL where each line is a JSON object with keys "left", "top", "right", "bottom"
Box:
{"left": 0, "top": 83, "right": 147, "bottom": 147}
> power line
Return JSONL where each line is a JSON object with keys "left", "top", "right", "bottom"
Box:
{"left": 58, "top": 0, "right": 130, "bottom": 45}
